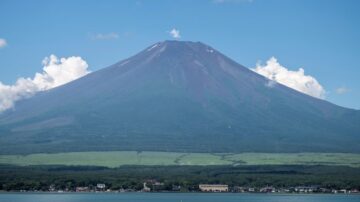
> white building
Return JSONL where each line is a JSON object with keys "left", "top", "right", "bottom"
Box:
{"left": 97, "top": 183, "right": 106, "bottom": 190}
{"left": 199, "top": 184, "right": 228, "bottom": 192}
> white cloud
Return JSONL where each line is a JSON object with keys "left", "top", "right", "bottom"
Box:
{"left": 252, "top": 57, "right": 326, "bottom": 99}
{"left": 0, "top": 55, "right": 90, "bottom": 112}
{"left": 169, "top": 28, "right": 181, "bottom": 39}
{"left": 91, "top": 32, "right": 119, "bottom": 40}
{"left": 0, "top": 38, "right": 7, "bottom": 48}
{"left": 335, "top": 87, "right": 350, "bottom": 94}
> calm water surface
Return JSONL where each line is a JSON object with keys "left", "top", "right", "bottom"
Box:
{"left": 0, "top": 193, "right": 359, "bottom": 202}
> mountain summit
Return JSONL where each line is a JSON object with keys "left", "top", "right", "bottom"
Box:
{"left": 0, "top": 41, "right": 359, "bottom": 154}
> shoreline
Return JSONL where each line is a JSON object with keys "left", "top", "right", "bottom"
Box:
{"left": 0, "top": 191, "right": 359, "bottom": 195}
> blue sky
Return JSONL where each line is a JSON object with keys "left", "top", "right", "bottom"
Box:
{"left": 0, "top": 0, "right": 359, "bottom": 109}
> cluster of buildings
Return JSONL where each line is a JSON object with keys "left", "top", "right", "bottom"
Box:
{"left": 207, "top": 185, "right": 360, "bottom": 194}
{"left": 49, "top": 183, "right": 109, "bottom": 193}
{"left": 46, "top": 182, "right": 359, "bottom": 194}
{"left": 75, "top": 183, "right": 107, "bottom": 192}
{"left": 142, "top": 180, "right": 166, "bottom": 192}
{"left": 199, "top": 184, "right": 229, "bottom": 192}
{"left": 142, "top": 180, "right": 181, "bottom": 192}
{"left": 142, "top": 183, "right": 359, "bottom": 194}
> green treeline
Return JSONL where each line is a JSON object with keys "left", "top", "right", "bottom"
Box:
{"left": 1, "top": 165, "right": 359, "bottom": 191}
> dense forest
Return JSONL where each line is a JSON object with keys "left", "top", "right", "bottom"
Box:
{"left": 1, "top": 165, "right": 359, "bottom": 191}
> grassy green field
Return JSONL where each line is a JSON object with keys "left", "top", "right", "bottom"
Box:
{"left": 0, "top": 151, "right": 359, "bottom": 168}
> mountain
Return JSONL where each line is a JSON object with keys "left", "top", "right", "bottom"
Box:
{"left": 0, "top": 41, "right": 359, "bottom": 154}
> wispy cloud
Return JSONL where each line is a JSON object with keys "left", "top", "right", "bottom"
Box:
{"left": 0, "top": 38, "right": 7, "bottom": 48}
{"left": 0, "top": 55, "right": 90, "bottom": 112}
{"left": 335, "top": 87, "right": 350, "bottom": 94}
{"left": 91, "top": 32, "right": 119, "bottom": 40}
{"left": 168, "top": 28, "right": 181, "bottom": 39}
{"left": 252, "top": 57, "right": 326, "bottom": 99}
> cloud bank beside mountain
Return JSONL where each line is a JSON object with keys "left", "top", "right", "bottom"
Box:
{"left": 252, "top": 57, "right": 325, "bottom": 99}
{"left": 0, "top": 55, "right": 89, "bottom": 112}
{"left": 0, "top": 54, "right": 327, "bottom": 113}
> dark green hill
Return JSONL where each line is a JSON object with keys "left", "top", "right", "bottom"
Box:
{"left": 0, "top": 41, "right": 359, "bottom": 154}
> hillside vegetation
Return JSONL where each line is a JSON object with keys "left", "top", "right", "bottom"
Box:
{"left": 1, "top": 165, "right": 360, "bottom": 191}
{"left": 0, "top": 151, "right": 359, "bottom": 168}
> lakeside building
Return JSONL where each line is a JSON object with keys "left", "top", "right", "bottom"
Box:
{"left": 199, "top": 184, "right": 229, "bottom": 192}
{"left": 259, "top": 186, "right": 276, "bottom": 193}
{"left": 76, "top": 187, "right": 89, "bottom": 192}
{"left": 144, "top": 179, "right": 165, "bottom": 192}
{"left": 96, "top": 184, "right": 106, "bottom": 191}
{"left": 294, "top": 185, "right": 319, "bottom": 193}
{"left": 142, "top": 182, "right": 151, "bottom": 192}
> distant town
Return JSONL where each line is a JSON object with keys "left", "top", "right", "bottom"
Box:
{"left": 4, "top": 181, "right": 359, "bottom": 194}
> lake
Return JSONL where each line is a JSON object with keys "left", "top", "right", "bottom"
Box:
{"left": 0, "top": 193, "right": 359, "bottom": 202}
